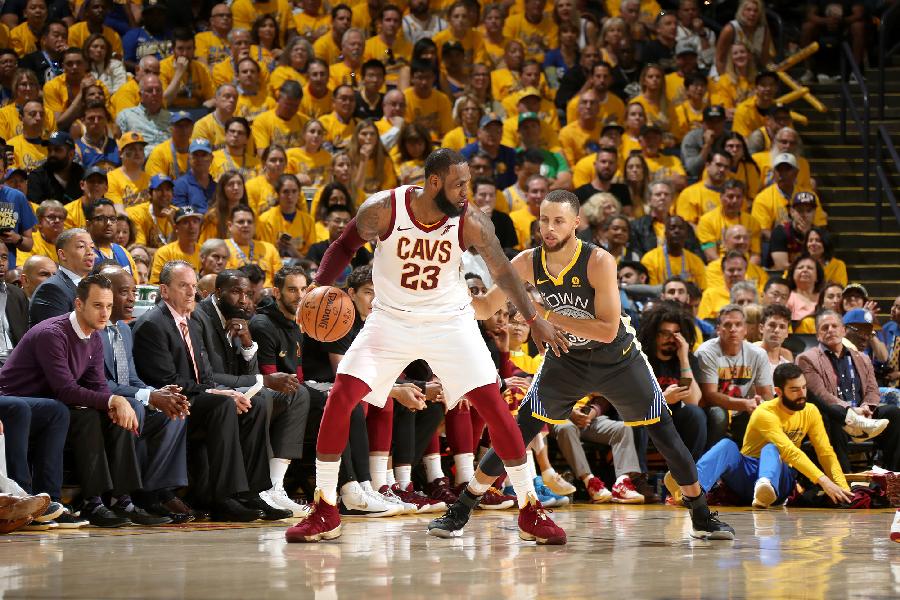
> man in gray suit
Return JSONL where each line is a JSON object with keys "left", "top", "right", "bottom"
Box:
{"left": 192, "top": 269, "right": 310, "bottom": 517}
{"left": 98, "top": 265, "right": 198, "bottom": 522}
{"left": 29, "top": 228, "right": 97, "bottom": 325}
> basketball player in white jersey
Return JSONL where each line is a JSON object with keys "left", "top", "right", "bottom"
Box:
{"left": 286, "top": 149, "right": 571, "bottom": 545}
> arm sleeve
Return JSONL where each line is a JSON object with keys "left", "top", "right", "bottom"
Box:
{"left": 132, "top": 317, "right": 210, "bottom": 397}
{"left": 806, "top": 404, "right": 850, "bottom": 490}
{"left": 857, "top": 353, "right": 882, "bottom": 408}
{"left": 29, "top": 282, "right": 70, "bottom": 326}
{"left": 695, "top": 346, "right": 720, "bottom": 385}
{"left": 797, "top": 352, "right": 848, "bottom": 409}
{"left": 750, "top": 408, "right": 826, "bottom": 483}
{"left": 42, "top": 332, "right": 111, "bottom": 409}
{"left": 314, "top": 217, "right": 368, "bottom": 286}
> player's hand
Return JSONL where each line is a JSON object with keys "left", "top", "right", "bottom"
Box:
{"left": 673, "top": 332, "right": 690, "bottom": 361}
{"left": 530, "top": 316, "right": 569, "bottom": 357}
{"left": 149, "top": 386, "right": 190, "bottom": 419}
{"left": 569, "top": 408, "right": 593, "bottom": 429}
{"left": 425, "top": 381, "right": 443, "bottom": 403}
{"left": 391, "top": 383, "right": 426, "bottom": 411}
{"left": 818, "top": 476, "right": 853, "bottom": 504}
{"left": 226, "top": 318, "right": 253, "bottom": 347}
{"left": 504, "top": 376, "right": 531, "bottom": 390}
{"left": 737, "top": 398, "right": 759, "bottom": 413}
{"left": 263, "top": 372, "right": 301, "bottom": 394}
{"left": 663, "top": 384, "right": 691, "bottom": 404}
{"left": 108, "top": 395, "right": 139, "bottom": 434}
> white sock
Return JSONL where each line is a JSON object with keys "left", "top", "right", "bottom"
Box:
{"left": 385, "top": 469, "right": 396, "bottom": 486}
{"left": 453, "top": 452, "right": 475, "bottom": 486}
{"left": 525, "top": 451, "right": 537, "bottom": 481}
{"left": 394, "top": 465, "right": 412, "bottom": 488}
{"left": 269, "top": 458, "right": 290, "bottom": 490}
{"left": 423, "top": 453, "right": 444, "bottom": 482}
{"left": 369, "top": 455, "right": 389, "bottom": 490}
{"left": 504, "top": 462, "right": 535, "bottom": 508}
{"left": 541, "top": 467, "right": 557, "bottom": 481}
{"left": 581, "top": 474, "right": 593, "bottom": 486}
{"left": 468, "top": 477, "right": 491, "bottom": 496}
{"left": 315, "top": 458, "right": 341, "bottom": 505}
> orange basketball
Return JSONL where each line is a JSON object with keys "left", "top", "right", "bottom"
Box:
{"left": 298, "top": 286, "right": 356, "bottom": 342}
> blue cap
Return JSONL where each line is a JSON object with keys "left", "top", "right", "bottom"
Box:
{"left": 169, "top": 110, "right": 194, "bottom": 124}
{"left": 479, "top": 114, "right": 503, "bottom": 128}
{"left": 48, "top": 131, "right": 74, "bottom": 148}
{"left": 82, "top": 165, "right": 108, "bottom": 181}
{"left": 843, "top": 308, "right": 874, "bottom": 326}
{"left": 149, "top": 174, "right": 173, "bottom": 190}
{"left": 188, "top": 138, "right": 212, "bottom": 154}
{"left": 4, "top": 167, "right": 25, "bottom": 179}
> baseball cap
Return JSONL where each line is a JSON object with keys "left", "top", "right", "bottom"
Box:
{"left": 517, "top": 111, "right": 540, "bottom": 127}
{"left": 82, "top": 165, "right": 108, "bottom": 181}
{"left": 773, "top": 152, "right": 798, "bottom": 169}
{"left": 189, "top": 138, "right": 213, "bottom": 154}
{"left": 640, "top": 123, "right": 663, "bottom": 136}
{"left": 48, "top": 131, "right": 74, "bottom": 149}
{"left": 755, "top": 70, "right": 778, "bottom": 84}
{"left": 766, "top": 103, "right": 791, "bottom": 117}
{"left": 675, "top": 40, "right": 698, "bottom": 56}
{"left": 843, "top": 308, "right": 874, "bottom": 326}
{"left": 601, "top": 120, "right": 625, "bottom": 134}
{"left": 117, "top": 131, "right": 146, "bottom": 151}
{"left": 703, "top": 105, "right": 726, "bottom": 121}
{"left": 842, "top": 283, "right": 869, "bottom": 299}
{"left": 518, "top": 86, "right": 541, "bottom": 100}
{"left": 4, "top": 166, "right": 25, "bottom": 180}
{"left": 792, "top": 191, "right": 817, "bottom": 207}
{"left": 170, "top": 110, "right": 194, "bottom": 125}
{"left": 149, "top": 174, "right": 174, "bottom": 190}
{"left": 441, "top": 40, "right": 464, "bottom": 54}
{"left": 479, "top": 113, "right": 503, "bottom": 128}
{"left": 174, "top": 206, "right": 203, "bottom": 223}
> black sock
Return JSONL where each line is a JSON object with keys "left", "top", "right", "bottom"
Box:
{"left": 458, "top": 488, "right": 481, "bottom": 512}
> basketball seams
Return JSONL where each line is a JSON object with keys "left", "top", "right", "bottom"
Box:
{"left": 301, "top": 286, "right": 356, "bottom": 342}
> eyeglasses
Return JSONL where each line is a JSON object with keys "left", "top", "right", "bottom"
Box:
{"left": 656, "top": 329, "right": 679, "bottom": 339}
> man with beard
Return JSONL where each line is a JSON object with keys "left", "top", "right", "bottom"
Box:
{"left": 286, "top": 148, "right": 568, "bottom": 544}
{"left": 574, "top": 147, "right": 629, "bottom": 207}
{"left": 402, "top": 0, "right": 446, "bottom": 43}
{"left": 26, "top": 131, "right": 84, "bottom": 205}
{"left": 86, "top": 199, "right": 138, "bottom": 276}
{"left": 192, "top": 269, "right": 311, "bottom": 519}
{"left": 429, "top": 188, "right": 736, "bottom": 542}
{"left": 693, "top": 363, "right": 852, "bottom": 509}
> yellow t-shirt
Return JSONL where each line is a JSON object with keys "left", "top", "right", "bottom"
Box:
{"left": 145, "top": 141, "right": 189, "bottom": 179}
{"left": 246, "top": 174, "right": 278, "bottom": 214}
{"left": 43, "top": 74, "right": 109, "bottom": 116}
{"left": 10, "top": 135, "right": 46, "bottom": 171}
{"left": 358, "top": 158, "right": 398, "bottom": 197}
{"left": 319, "top": 112, "right": 357, "bottom": 152}
{"left": 313, "top": 33, "right": 342, "bottom": 65}
{"left": 751, "top": 183, "right": 826, "bottom": 231}
{"left": 268, "top": 65, "right": 308, "bottom": 99}
{"left": 675, "top": 181, "right": 722, "bottom": 224}
{"left": 671, "top": 102, "right": 705, "bottom": 142}
{"left": 631, "top": 94, "right": 675, "bottom": 132}
{"left": 159, "top": 57, "right": 215, "bottom": 109}
{"left": 16, "top": 229, "right": 57, "bottom": 263}
{"left": 824, "top": 258, "right": 848, "bottom": 287}
{"left": 251, "top": 109, "right": 307, "bottom": 152}
{"left": 644, "top": 153, "right": 686, "bottom": 180}
{"left": 363, "top": 34, "right": 413, "bottom": 88}
{"left": 210, "top": 149, "right": 260, "bottom": 181}
{"left": 705, "top": 258, "right": 767, "bottom": 294}
{"left": 696, "top": 208, "right": 763, "bottom": 257}
{"left": 150, "top": 241, "right": 201, "bottom": 283}
{"left": 191, "top": 112, "right": 228, "bottom": 151}
{"left": 565, "top": 91, "right": 626, "bottom": 129}
{"left": 293, "top": 12, "right": 330, "bottom": 42}
{"left": 732, "top": 97, "right": 765, "bottom": 138}
{"left": 697, "top": 284, "right": 734, "bottom": 320}
{"left": 752, "top": 151, "right": 813, "bottom": 191}
{"left": 403, "top": 88, "right": 453, "bottom": 142}
{"left": 328, "top": 61, "right": 360, "bottom": 90}
{"left": 9, "top": 23, "right": 38, "bottom": 57}
{"left": 257, "top": 206, "right": 315, "bottom": 256}
{"left": 224, "top": 238, "right": 282, "bottom": 287}
{"left": 126, "top": 202, "right": 175, "bottom": 248}
{"left": 106, "top": 167, "right": 151, "bottom": 207}
{"left": 441, "top": 126, "right": 477, "bottom": 152}
{"left": 110, "top": 78, "right": 139, "bottom": 117}
{"left": 398, "top": 159, "right": 426, "bottom": 186}
{"left": 286, "top": 147, "right": 331, "bottom": 186}
{"left": 300, "top": 84, "right": 333, "bottom": 119}
{"left": 499, "top": 184, "right": 527, "bottom": 215}
{"left": 640, "top": 246, "right": 707, "bottom": 288}
{"left": 194, "top": 30, "right": 231, "bottom": 65}
{"left": 432, "top": 28, "right": 486, "bottom": 66}
{"left": 212, "top": 54, "right": 271, "bottom": 89}
{"left": 231, "top": 0, "right": 292, "bottom": 42}
{"left": 500, "top": 114, "right": 560, "bottom": 152}
{"left": 501, "top": 13, "right": 557, "bottom": 63}
{"left": 709, "top": 73, "right": 752, "bottom": 110}
{"left": 742, "top": 400, "right": 848, "bottom": 490}
{"left": 558, "top": 121, "right": 603, "bottom": 167}
{"left": 63, "top": 198, "right": 88, "bottom": 229}
{"left": 68, "top": 23, "right": 123, "bottom": 58}
{"left": 0, "top": 103, "right": 56, "bottom": 140}
{"left": 235, "top": 89, "right": 276, "bottom": 123}
{"left": 510, "top": 342, "right": 543, "bottom": 375}
{"left": 481, "top": 34, "right": 508, "bottom": 69}
{"left": 509, "top": 207, "right": 537, "bottom": 251}
{"left": 490, "top": 68, "right": 520, "bottom": 101}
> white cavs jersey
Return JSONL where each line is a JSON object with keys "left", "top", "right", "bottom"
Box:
{"left": 371, "top": 185, "right": 472, "bottom": 317}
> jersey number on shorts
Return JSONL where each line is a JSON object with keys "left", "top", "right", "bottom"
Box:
{"left": 400, "top": 263, "right": 441, "bottom": 290}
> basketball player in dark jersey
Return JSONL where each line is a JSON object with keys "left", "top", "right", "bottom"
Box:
{"left": 429, "top": 189, "right": 736, "bottom": 541}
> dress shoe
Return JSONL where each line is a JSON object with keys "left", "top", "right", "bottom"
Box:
{"left": 211, "top": 497, "right": 264, "bottom": 522}
{"left": 85, "top": 504, "right": 132, "bottom": 528}
{"left": 146, "top": 503, "right": 194, "bottom": 524}
{"left": 241, "top": 494, "right": 293, "bottom": 521}
{"left": 163, "top": 497, "right": 209, "bottom": 522}
{"left": 111, "top": 504, "right": 172, "bottom": 526}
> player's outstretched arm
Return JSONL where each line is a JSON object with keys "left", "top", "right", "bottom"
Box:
{"left": 463, "top": 208, "right": 569, "bottom": 356}
{"left": 471, "top": 250, "right": 532, "bottom": 320}
{"left": 314, "top": 191, "right": 393, "bottom": 286}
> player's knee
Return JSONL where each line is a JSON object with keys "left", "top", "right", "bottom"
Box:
{"left": 328, "top": 374, "right": 370, "bottom": 411}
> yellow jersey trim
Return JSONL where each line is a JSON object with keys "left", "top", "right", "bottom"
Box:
{"left": 540, "top": 238, "right": 583, "bottom": 286}
{"left": 530, "top": 411, "right": 569, "bottom": 425}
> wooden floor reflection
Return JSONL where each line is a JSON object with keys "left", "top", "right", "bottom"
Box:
{"left": 1, "top": 504, "right": 898, "bottom": 599}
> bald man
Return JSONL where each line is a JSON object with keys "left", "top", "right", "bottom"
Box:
{"left": 21, "top": 256, "right": 57, "bottom": 299}
{"left": 377, "top": 89, "right": 407, "bottom": 151}
{"left": 705, "top": 225, "right": 767, "bottom": 293}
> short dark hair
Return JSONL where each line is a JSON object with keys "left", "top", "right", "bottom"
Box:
{"left": 273, "top": 266, "right": 308, "bottom": 291}
{"left": 85, "top": 198, "right": 115, "bottom": 221}
{"left": 618, "top": 260, "right": 649, "bottom": 280}
{"left": 361, "top": 58, "right": 386, "bottom": 76}
{"left": 773, "top": 363, "right": 804, "bottom": 390}
{"left": 722, "top": 179, "right": 746, "bottom": 194}
{"left": 332, "top": 84, "right": 354, "bottom": 98}
{"left": 662, "top": 276, "right": 686, "bottom": 291}
{"left": 279, "top": 80, "right": 303, "bottom": 100}
{"left": 172, "top": 27, "right": 194, "bottom": 43}
{"left": 717, "top": 303, "right": 745, "bottom": 325}
{"left": 331, "top": 3, "right": 352, "bottom": 18}
{"left": 40, "top": 20, "right": 67, "bottom": 38}
{"left": 229, "top": 203, "right": 254, "bottom": 221}
{"left": 516, "top": 148, "right": 544, "bottom": 167}
{"left": 722, "top": 249, "right": 748, "bottom": 269}
{"left": 472, "top": 176, "right": 496, "bottom": 193}
{"left": 56, "top": 227, "right": 88, "bottom": 252}
{"left": 215, "top": 269, "right": 247, "bottom": 291}
{"left": 424, "top": 148, "right": 466, "bottom": 179}
{"left": 683, "top": 72, "right": 707, "bottom": 88}
{"left": 347, "top": 265, "right": 372, "bottom": 291}
{"left": 380, "top": 3, "right": 402, "bottom": 19}
{"left": 543, "top": 189, "right": 579, "bottom": 214}
{"left": 325, "top": 204, "right": 352, "bottom": 218}
{"left": 76, "top": 273, "right": 112, "bottom": 302}
{"left": 239, "top": 263, "right": 265, "bottom": 285}
{"left": 684, "top": 280, "right": 703, "bottom": 301}
{"left": 764, "top": 277, "right": 790, "bottom": 292}
{"left": 410, "top": 59, "right": 435, "bottom": 77}
{"left": 762, "top": 302, "right": 792, "bottom": 324}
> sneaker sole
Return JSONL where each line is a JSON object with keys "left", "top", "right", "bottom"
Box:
{"left": 285, "top": 524, "right": 342, "bottom": 543}
{"left": 753, "top": 484, "right": 777, "bottom": 509}
{"left": 55, "top": 521, "right": 89, "bottom": 529}
{"left": 427, "top": 526, "right": 463, "bottom": 538}
{"left": 519, "top": 529, "right": 567, "bottom": 545}
{"left": 611, "top": 497, "right": 645, "bottom": 504}
{"left": 590, "top": 496, "right": 612, "bottom": 504}
{"left": 476, "top": 501, "right": 515, "bottom": 510}
{"left": 545, "top": 485, "right": 577, "bottom": 496}
{"left": 22, "top": 522, "right": 58, "bottom": 531}
{"left": 340, "top": 507, "right": 402, "bottom": 517}
{"left": 690, "top": 529, "right": 735, "bottom": 541}
{"left": 415, "top": 502, "right": 447, "bottom": 514}
{"left": 34, "top": 504, "right": 65, "bottom": 523}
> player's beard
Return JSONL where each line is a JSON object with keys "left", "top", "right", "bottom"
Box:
{"left": 781, "top": 395, "right": 806, "bottom": 411}
{"left": 542, "top": 232, "right": 572, "bottom": 254}
{"left": 435, "top": 186, "right": 463, "bottom": 218}
{"left": 220, "top": 299, "right": 251, "bottom": 321}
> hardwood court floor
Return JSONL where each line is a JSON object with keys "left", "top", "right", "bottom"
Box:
{"left": 1, "top": 504, "right": 898, "bottom": 599}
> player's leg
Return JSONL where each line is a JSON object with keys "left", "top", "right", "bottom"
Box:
{"left": 750, "top": 443, "right": 793, "bottom": 508}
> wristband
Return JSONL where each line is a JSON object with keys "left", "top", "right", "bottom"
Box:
{"left": 525, "top": 312, "right": 537, "bottom": 325}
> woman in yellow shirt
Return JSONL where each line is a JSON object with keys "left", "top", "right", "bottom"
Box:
{"left": 632, "top": 64, "right": 674, "bottom": 133}
{"left": 0, "top": 69, "right": 57, "bottom": 140}
{"left": 598, "top": 17, "right": 626, "bottom": 67}
{"left": 311, "top": 181, "right": 354, "bottom": 243}
{"left": 201, "top": 170, "right": 248, "bottom": 243}
{"left": 9, "top": 0, "right": 45, "bottom": 57}
{"left": 267, "top": 36, "right": 312, "bottom": 98}
{"left": 251, "top": 14, "right": 282, "bottom": 68}
{"left": 709, "top": 42, "right": 756, "bottom": 117}
{"left": 348, "top": 120, "right": 398, "bottom": 198}
{"left": 286, "top": 119, "right": 331, "bottom": 187}
{"left": 257, "top": 174, "right": 315, "bottom": 257}
{"left": 441, "top": 94, "right": 482, "bottom": 152}
{"left": 806, "top": 227, "right": 848, "bottom": 287}
{"left": 720, "top": 131, "right": 762, "bottom": 199}
{"left": 245, "top": 144, "right": 287, "bottom": 214}
{"left": 397, "top": 123, "right": 431, "bottom": 186}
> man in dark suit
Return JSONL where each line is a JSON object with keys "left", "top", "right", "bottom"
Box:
{"left": 193, "top": 269, "right": 310, "bottom": 517}
{"left": 97, "top": 265, "right": 199, "bottom": 522}
{"left": 131, "top": 260, "right": 278, "bottom": 522}
{"left": 29, "top": 228, "right": 97, "bottom": 325}
{"left": 798, "top": 309, "right": 900, "bottom": 472}
{"left": 0, "top": 244, "right": 28, "bottom": 363}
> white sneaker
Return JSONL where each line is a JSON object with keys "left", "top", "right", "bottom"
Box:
{"left": 752, "top": 477, "right": 777, "bottom": 509}
{"left": 542, "top": 472, "right": 576, "bottom": 496}
{"left": 844, "top": 409, "right": 889, "bottom": 441}
{"left": 800, "top": 69, "right": 815, "bottom": 85}
{"left": 260, "top": 488, "right": 311, "bottom": 519}
{"left": 339, "top": 481, "right": 401, "bottom": 517}
{"left": 611, "top": 475, "right": 645, "bottom": 504}
{"left": 890, "top": 509, "right": 900, "bottom": 543}
{"left": 363, "top": 481, "right": 415, "bottom": 514}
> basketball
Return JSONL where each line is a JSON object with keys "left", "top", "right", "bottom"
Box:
{"left": 298, "top": 286, "right": 356, "bottom": 342}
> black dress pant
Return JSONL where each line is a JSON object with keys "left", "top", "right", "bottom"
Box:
{"left": 809, "top": 395, "right": 900, "bottom": 472}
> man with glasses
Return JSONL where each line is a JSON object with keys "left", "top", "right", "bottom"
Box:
{"left": 86, "top": 199, "right": 138, "bottom": 276}
{"left": 320, "top": 85, "right": 357, "bottom": 152}
{"left": 195, "top": 4, "right": 235, "bottom": 66}
{"left": 18, "top": 200, "right": 64, "bottom": 263}
{"left": 116, "top": 73, "right": 170, "bottom": 154}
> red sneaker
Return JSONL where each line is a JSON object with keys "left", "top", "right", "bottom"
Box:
{"left": 611, "top": 476, "right": 645, "bottom": 504}
{"left": 476, "top": 487, "right": 516, "bottom": 510}
{"left": 426, "top": 477, "right": 459, "bottom": 505}
{"left": 391, "top": 483, "right": 447, "bottom": 513}
{"left": 518, "top": 492, "right": 566, "bottom": 545}
{"left": 285, "top": 490, "right": 342, "bottom": 543}
{"left": 586, "top": 476, "right": 612, "bottom": 504}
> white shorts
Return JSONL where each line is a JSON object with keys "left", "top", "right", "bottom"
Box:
{"left": 336, "top": 306, "right": 499, "bottom": 410}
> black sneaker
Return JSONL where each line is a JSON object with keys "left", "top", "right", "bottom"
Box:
{"left": 55, "top": 510, "right": 89, "bottom": 529}
{"left": 111, "top": 504, "right": 173, "bottom": 526}
{"left": 86, "top": 504, "right": 132, "bottom": 528}
{"left": 241, "top": 494, "right": 292, "bottom": 521}
{"left": 683, "top": 493, "right": 735, "bottom": 540}
{"left": 34, "top": 501, "right": 65, "bottom": 523}
{"left": 210, "top": 497, "right": 264, "bottom": 522}
{"left": 427, "top": 502, "right": 473, "bottom": 538}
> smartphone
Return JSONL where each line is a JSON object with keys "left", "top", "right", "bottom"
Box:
{"left": 678, "top": 377, "right": 693, "bottom": 389}
{"left": 279, "top": 233, "right": 292, "bottom": 243}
